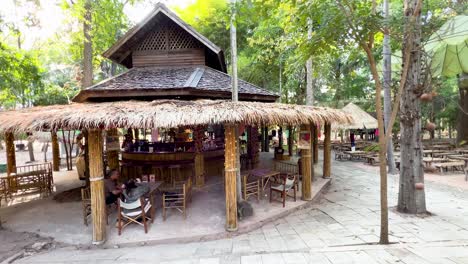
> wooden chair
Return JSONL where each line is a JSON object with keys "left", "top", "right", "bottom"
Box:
{"left": 270, "top": 174, "right": 297, "bottom": 208}
{"left": 117, "top": 197, "right": 153, "bottom": 235}
{"left": 242, "top": 174, "right": 260, "bottom": 201}
{"left": 162, "top": 182, "right": 189, "bottom": 220}
{"left": 81, "top": 187, "right": 92, "bottom": 226}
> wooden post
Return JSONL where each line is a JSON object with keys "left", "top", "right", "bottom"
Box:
{"left": 288, "top": 126, "right": 293, "bottom": 156}
{"left": 278, "top": 126, "right": 283, "bottom": 148}
{"left": 300, "top": 125, "right": 312, "bottom": 200}
{"left": 323, "top": 123, "right": 332, "bottom": 178}
{"left": 5, "top": 132, "right": 16, "bottom": 175}
{"left": 313, "top": 125, "right": 319, "bottom": 164}
{"left": 51, "top": 131, "right": 60, "bottom": 171}
{"left": 249, "top": 126, "right": 260, "bottom": 167}
{"left": 106, "top": 128, "right": 120, "bottom": 171}
{"left": 260, "top": 126, "right": 265, "bottom": 152}
{"left": 264, "top": 126, "right": 269, "bottom": 152}
{"left": 224, "top": 125, "right": 238, "bottom": 231}
{"left": 194, "top": 126, "right": 205, "bottom": 187}
{"left": 309, "top": 124, "right": 315, "bottom": 181}
{"left": 88, "top": 129, "right": 106, "bottom": 244}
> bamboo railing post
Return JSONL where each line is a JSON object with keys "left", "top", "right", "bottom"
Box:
{"left": 106, "top": 128, "right": 120, "bottom": 171}
{"left": 88, "top": 129, "right": 106, "bottom": 244}
{"left": 51, "top": 131, "right": 60, "bottom": 171}
{"left": 323, "top": 123, "right": 332, "bottom": 178}
{"left": 194, "top": 126, "right": 205, "bottom": 187}
{"left": 224, "top": 124, "right": 238, "bottom": 231}
{"left": 300, "top": 125, "right": 312, "bottom": 200}
{"left": 5, "top": 132, "right": 16, "bottom": 175}
{"left": 313, "top": 125, "right": 319, "bottom": 164}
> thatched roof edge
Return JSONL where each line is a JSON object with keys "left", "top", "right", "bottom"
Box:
{"left": 0, "top": 100, "right": 353, "bottom": 133}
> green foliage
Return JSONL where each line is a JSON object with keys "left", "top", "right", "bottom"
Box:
{"left": 0, "top": 42, "right": 43, "bottom": 108}
{"left": 61, "top": 0, "right": 138, "bottom": 80}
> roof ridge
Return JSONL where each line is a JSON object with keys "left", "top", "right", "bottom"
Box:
{"left": 203, "top": 66, "right": 278, "bottom": 96}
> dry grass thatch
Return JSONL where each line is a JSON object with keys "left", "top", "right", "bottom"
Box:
{"left": 0, "top": 100, "right": 353, "bottom": 133}
{"left": 334, "top": 102, "right": 378, "bottom": 130}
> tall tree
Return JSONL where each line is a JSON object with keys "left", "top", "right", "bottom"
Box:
{"left": 383, "top": 0, "right": 397, "bottom": 174}
{"left": 82, "top": 0, "right": 93, "bottom": 88}
{"left": 230, "top": 0, "right": 243, "bottom": 202}
{"left": 397, "top": 0, "right": 426, "bottom": 214}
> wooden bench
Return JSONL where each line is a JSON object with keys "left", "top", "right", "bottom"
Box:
{"left": 433, "top": 161, "right": 466, "bottom": 173}
{"left": 1, "top": 162, "right": 53, "bottom": 199}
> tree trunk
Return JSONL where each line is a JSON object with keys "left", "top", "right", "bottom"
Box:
{"left": 301, "top": 124, "right": 312, "bottom": 200}
{"left": 82, "top": 0, "right": 93, "bottom": 88}
{"left": 5, "top": 132, "right": 16, "bottom": 175}
{"left": 383, "top": 0, "right": 397, "bottom": 174}
{"left": 457, "top": 73, "right": 468, "bottom": 144}
{"left": 397, "top": 0, "right": 426, "bottom": 214}
{"left": 313, "top": 125, "right": 319, "bottom": 164}
{"left": 27, "top": 135, "right": 35, "bottom": 163}
{"left": 323, "top": 123, "right": 331, "bottom": 178}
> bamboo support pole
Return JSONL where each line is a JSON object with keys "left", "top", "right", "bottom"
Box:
{"left": 224, "top": 125, "right": 238, "bottom": 231}
{"left": 88, "top": 129, "right": 106, "bottom": 244}
{"left": 106, "top": 128, "right": 119, "bottom": 171}
{"left": 51, "top": 131, "right": 60, "bottom": 171}
{"left": 5, "top": 132, "right": 16, "bottom": 175}
{"left": 301, "top": 125, "right": 312, "bottom": 200}
{"left": 323, "top": 123, "right": 332, "bottom": 178}
{"left": 313, "top": 125, "right": 319, "bottom": 164}
{"left": 195, "top": 153, "right": 205, "bottom": 187}
{"left": 194, "top": 126, "right": 205, "bottom": 187}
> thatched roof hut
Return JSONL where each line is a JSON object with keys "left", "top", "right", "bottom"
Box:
{"left": 337, "top": 102, "right": 378, "bottom": 130}
{"left": 0, "top": 100, "right": 353, "bottom": 133}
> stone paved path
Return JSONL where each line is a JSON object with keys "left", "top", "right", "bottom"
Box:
{"left": 14, "top": 157, "right": 468, "bottom": 264}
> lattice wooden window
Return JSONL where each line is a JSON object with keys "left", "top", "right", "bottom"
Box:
{"left": 136, "top": 25, "right": 167, "bottom": 51}
{"left": 136, "top": 21, "right": 202, "bottom": 52}
{"left": 167, "top": 23, "right": 202, "bottom": 50}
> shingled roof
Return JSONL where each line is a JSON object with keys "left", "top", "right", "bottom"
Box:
{"left": 73, "top": 66, "right": 278, "bottom": 102}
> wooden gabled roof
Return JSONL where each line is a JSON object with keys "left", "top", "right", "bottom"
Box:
{"left": 102, "top": 3, "right": 226, "bottom": 72}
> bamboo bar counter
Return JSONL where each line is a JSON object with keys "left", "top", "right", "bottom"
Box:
{"left": 120, "top": 134, "right": 225, "bottom": 181}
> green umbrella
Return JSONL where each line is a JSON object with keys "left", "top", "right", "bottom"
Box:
{"left": 426, "top": 15, "right": 468, "bottom": 77}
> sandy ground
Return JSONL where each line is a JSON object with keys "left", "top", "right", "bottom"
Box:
{"left": 0, "top": 151, "right": 329, "bottom": 247}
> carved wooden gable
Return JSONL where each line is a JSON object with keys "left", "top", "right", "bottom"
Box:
{"left": 132, "top": 19, "right": 205, "bottom": 67}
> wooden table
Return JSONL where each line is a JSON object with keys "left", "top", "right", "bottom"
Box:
{"left": 446, "top": 156, "right": 468, "bottom": 181}
{"left": 343, "top": 151, "right": 367, "bottom": 160}
{"left": 422, "top": 150, "right": 446, "bottom": 157}
{"left": 457, "top": 149, "right": 468, "bottom": 155}
{"left": 422, "top": 157, "right": 449, "bottom": 167}
{"left": 249, "top": 169, "right": 280, "bottom": 192}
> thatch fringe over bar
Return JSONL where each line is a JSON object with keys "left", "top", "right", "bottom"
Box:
{"left": 0, "top": 100, "right": 353, "bottom": 133}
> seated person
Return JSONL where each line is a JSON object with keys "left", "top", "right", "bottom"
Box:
{"left": 104, "top": 170, "right": 122, "bottom": 205}
{"left": 122, "top": 179, "right": 150, "bottom": 203}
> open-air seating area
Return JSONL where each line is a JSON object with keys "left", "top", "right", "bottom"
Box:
{"left": 0, "top": 162, "right": 53, "bottom": 203}
{"left": 334, "top": 141, "right": 467, "bottom": 179}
